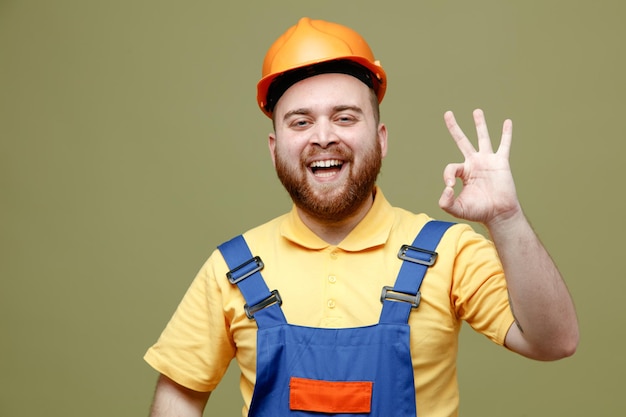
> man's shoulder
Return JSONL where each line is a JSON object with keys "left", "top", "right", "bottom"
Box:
{"left": 386, "top": 206, "right": 479, "bottom": 246}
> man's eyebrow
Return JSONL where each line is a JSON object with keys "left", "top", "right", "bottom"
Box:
{"left": 282, "top": 108, "right": 311, "bottom": 121}
{"left": 333, "top": 105, "right": 363, "bottom": 114}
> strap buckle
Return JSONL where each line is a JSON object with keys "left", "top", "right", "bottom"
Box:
{"left": 380, "top": 286, "right": 421, "bottom": 308}
{"left": 397, "top": 244, "right": 438, "bottom": 266}
{"left": 245, "top": 289, "right": 282, "bottom": 319}
{"left": 226, "top": 256, "right": 264, "bottom": 284}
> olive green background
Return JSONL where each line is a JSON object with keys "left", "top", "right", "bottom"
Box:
{"left": 1, "top": 0, "right": 623, "bottom": 415}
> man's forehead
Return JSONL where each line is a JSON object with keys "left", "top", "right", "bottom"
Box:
{"left": 275, "top": 73, "right": 371, "bottom": 115}
{"left": 283, "top": 72, "right": 369, "bottom": 92}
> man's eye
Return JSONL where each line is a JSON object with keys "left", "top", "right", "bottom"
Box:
{"left": 291, "top": 119, "right": 310, "bottom": 128}
{"left": 336, "top": 115, "right": 356, "bottom": 124}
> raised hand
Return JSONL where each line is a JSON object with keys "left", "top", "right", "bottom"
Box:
{"left": 438, "top": 109, "right": 522, "bottom": 227}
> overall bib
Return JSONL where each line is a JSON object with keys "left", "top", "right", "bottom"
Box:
{"left": 218, "top": 221, "right": 453, "bottom": 417}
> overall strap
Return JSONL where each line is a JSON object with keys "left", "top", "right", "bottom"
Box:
{"left": 379, "top": 220, "right": 455, "bottom": 324}
{"left": 218, "top": 235, "right": 287, "bottom": 328}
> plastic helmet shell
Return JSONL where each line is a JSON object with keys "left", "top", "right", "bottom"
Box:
{"left": 257, "top": 17, "right": 387, "bottom": 117}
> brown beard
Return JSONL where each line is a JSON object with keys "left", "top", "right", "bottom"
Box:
{"left": 274, "top": 141, "right": 382, "bottom": 222}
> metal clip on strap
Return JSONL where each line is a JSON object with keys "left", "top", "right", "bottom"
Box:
{"left": 397, "top": 244, "right": 438, "bottom": 266}
{"left": 218, "top": 234, "right": 287, "bottom": 327}
{"left": 226, "top": 256, "right": 264, "bottom": 284}
{"left": 380, "top": 286, "right": 421, "bottom": 308}
{"left": 245, "top": 289, "right": 282, "bottom": 319}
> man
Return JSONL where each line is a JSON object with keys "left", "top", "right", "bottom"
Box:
{"left": 145, "top": 17, "right": 578, "bottom": 417}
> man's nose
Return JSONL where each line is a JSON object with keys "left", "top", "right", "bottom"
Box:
{"left": 311, "top": 120, "right": 338, "bottom": 148}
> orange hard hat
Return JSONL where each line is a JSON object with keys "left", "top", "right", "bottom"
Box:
{"left": 257, "top": 17, "right": 387, "bottom": 118}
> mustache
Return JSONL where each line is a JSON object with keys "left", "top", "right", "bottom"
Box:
{"left": 301, "top": 144, "right": 354, "bottom": 162}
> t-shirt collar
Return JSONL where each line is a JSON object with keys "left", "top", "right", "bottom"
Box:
{"left": 280, "top": 186, "right": 395, "bottom": 251}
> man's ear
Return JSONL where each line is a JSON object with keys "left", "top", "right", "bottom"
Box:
{"left": 378, "top": 123, "right": 388, "bottom": 158}
{"left": 268, "top": 132, "right": 277, "bottom": 167}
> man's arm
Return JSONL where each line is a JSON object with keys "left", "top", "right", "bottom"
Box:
{"left": 485, "top": 209, "right": 578, "bottom": 360}
{"left": 438, "top": 109, "right": 579, "bottom": 361}
{"left": 149, "top": 374, "right": 211, "bottom": 417}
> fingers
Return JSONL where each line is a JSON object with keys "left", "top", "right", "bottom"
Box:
{"left": 445, "top": 109, "right": 513, "bottom": 157}
{"left": 473, "top": 109, "right": 494, "bottom": 153}
{"left": 497, "top": 118, "right": 513, "bottom": 158}
{"left": 439, "top": 162, "right": 466, "bottom": 216}
{"left": 444, "top": 110, "right": 476, "bottom": 158}
{"left": 438, "top": 185, "right": 456, "bottom": 213}
{"left": 442, "top": 162, "right": 464, "bottom": 187}
{"left": 438, "top": 181, "right": 463, "bottom": 218}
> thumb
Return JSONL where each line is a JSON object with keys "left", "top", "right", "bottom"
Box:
{"left": 438, "top": 185, "right": 457, "bottom": 214}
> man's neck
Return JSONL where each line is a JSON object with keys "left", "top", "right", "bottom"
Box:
{"left": 296, "top": 192, "right": 375, "bottom": 246}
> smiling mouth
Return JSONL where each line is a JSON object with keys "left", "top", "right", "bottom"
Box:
{"left": 309, "top": 159, "right": 344, "bottom": 178}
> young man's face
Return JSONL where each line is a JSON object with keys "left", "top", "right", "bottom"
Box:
{"left": 269, "top": 73, "right": 388, "bottom": 222}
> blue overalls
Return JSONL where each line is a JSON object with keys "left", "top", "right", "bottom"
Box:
{"left": 218, "top": 221, "right": 453, "bottom": 416}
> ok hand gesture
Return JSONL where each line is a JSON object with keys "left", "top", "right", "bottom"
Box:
{"left": 438, "top": 109, "right": 522, "bottom": 227}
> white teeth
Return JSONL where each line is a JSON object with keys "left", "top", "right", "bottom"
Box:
{"left": 310, "top": 159, "right": 342, "bottom": 168}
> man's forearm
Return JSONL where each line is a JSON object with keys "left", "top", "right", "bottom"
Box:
{"left": 487, "top": 210, "right": 579, "bottom": 360}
